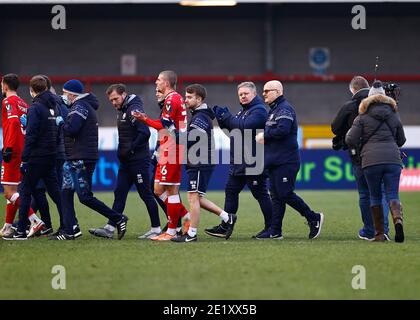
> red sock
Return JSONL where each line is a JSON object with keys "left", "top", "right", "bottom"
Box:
{"left": 28, "top": 207, "right": 35, "bottom": 217}
{"left": 5, "top": 202, "right": 18, "bottom": 224}
{"left": 179, "top": 203, "right": 189, "bottom": 218}
{"left": 167, "top": 202, "right": 180, "bottom": 229}
{"left": 10, "top": 197, "right": 35, "bottom": 217}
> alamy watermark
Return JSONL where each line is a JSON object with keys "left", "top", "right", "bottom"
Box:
{"left": 51, "top": 265, "right": 66, "bottom": 290}
{"left": 156, "top": 127, "right": 265, "bottom": 176}
{"left": 351, "top": 265, "right": 366, "bottom": 290}
{"left": 351, "top": 5, "right": 366, "bottom": 30}
{"left": 51, "top": 5, "right": 66, "bottom": 30}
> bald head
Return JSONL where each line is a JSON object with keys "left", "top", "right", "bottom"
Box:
{"left": 262, "top": 80, "right": 283, "bottom": 105}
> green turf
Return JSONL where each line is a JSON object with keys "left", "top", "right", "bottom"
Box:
{"left": 1, "top": 191, "right": 419, "bottom": 300}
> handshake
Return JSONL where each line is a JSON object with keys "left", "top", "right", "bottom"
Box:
{"left": 56, "top": 116, "right": 64, "bottom": 126}
{"left": 212, "top": 105, "right": 230, "bottom": 120}
{"left": 131, "top": 109, "right": 148, "bottom": 122}
{"left": 160, "top": 117, "right": 176, "bottom": 134}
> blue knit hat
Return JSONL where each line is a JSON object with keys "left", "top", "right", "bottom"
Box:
{"left": 63, "top": 79, "right": 84, "bottom": 95}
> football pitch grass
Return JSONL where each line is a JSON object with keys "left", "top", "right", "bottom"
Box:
{"left": 1, "top": 191, "right": 419, "bottom": 300}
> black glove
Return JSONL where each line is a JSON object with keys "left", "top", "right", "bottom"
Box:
{"left": 20, "top": 162, "right": 28, "bottom": 175}
{"left": 2, "top": 147, "right": 13, "bottom": 163}
{"left": 332, "top": 136, "right": 345, "bottom": 151}
{"left": 117, "top": 149, "right": 134, "bottom": 163}
{"left": 213, "top": 105, "right": 230, "bottom": 120}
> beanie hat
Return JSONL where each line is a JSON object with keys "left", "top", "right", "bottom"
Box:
{"left": 369, "top": 80, "right": 386, "bottom": 96}
{"left": 63, "top": 79, "right": 84, "bottom": 95}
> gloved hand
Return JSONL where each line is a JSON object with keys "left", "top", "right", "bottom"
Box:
{"left": 2, "top": 147, "right": 13, "bottom": 163}
{"left": 19, "top": 114, "right": 27, "bottom": 128}
{"left": 56, "top": 116, "right": 64, "bottom": 126}
{"left": 20, "top": 162, "right": 28, "bottom": 175}
{"left": 117, "top": 149, "right": 135, "bottom": 163}
{"left": 160, "top": 117, "right": 176, "bottom": 134}
{"left": 213, "top": 105, "right": 230, "bottom": 120}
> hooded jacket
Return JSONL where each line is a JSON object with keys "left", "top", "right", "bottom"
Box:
{"left": 345, "top": 94, "right": 406, "bottom": 169}
{"left": 21, "top": 90, "right": 59, "bottom": 164}
{"left": 63, "top": 93, "right": 99, "bottom": 161}
{"left": 186, "top": 103, "right": 216, "bottom": 170}
{"left": 217, "top": 95, "right": 267, "bottom": 176}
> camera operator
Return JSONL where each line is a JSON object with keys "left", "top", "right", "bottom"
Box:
{"left": 346, "top": 80, "right": 406, "bottom": 242}
{"left": 331, "top": 76, "right": 389, "bottom": 241}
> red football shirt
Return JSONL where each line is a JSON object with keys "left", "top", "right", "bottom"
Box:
{"left": 145, "top": 91, "right": 187, "bottom": 164}
{"left": 2, "top": 94, "right": 28, "bottom": 155}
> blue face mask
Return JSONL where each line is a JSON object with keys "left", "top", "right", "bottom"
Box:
{"left": 61, "top": 94, "right": 70, "bottom": 106}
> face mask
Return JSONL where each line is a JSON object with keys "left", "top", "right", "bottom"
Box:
{"left": 61, "top": 94, "right": 70, "bottom": 106}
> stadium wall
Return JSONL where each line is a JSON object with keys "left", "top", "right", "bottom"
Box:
{"left": 1, "top": 3, "right": 420, "bottom": 125}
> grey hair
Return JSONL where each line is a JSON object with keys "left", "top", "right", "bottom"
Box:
{"left": 237, "top": 81, "right": 257, "bottom": 92}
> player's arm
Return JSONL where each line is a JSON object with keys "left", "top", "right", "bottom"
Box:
{"left": 2, "top": 100, "right": 25, "bottom": 162}
{"left": 21, "top": 106, "right": 41, "bottom": 163}
{"left": 132, "top": 110, "right": 164, "bottom": 130}
{"left": 2, "top": 118, "right": 21, "bottom": 163}
{"left": 63, "top": 104, "right": 88, "bottom": 137}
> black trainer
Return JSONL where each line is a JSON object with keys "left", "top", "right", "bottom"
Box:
{"left": 38, "top": 227, "right": 54, "bottom": 237}
{"left": 73, "top": 224, "right": 82, "bottom": 238}
{"left": 11, "top": 222, "right": 30, "bottom": 233}
{"left": 89, "top": 227, "right": 114, "bottom": 239}
{"left": 255, "top": 230, "right": 283, "bottom": 240}
{"left": 3, "top": 230, "right": 27, "bottom": 241}
{"left": 308, "top": 212, "right": 324, "bottom": 239}
{"left": 171, "top": 233, "right": 197, "bottom": 243}
{"left": 116, "top": 215, "right": 129, "bottom": 240}
{"left": 50, "top": 229, "right": 63, "bottom": 237}
{"left": 204, "top": 224, "right": 227, "bottom": 238}
{"left": 48, "top": 232, "right": 74, "bottom": 240}
{"left": 224, "top": 214, "right": 237, "bottom": 240}
{"left": 252, "top": 228, "right": 268, "bottom": 239}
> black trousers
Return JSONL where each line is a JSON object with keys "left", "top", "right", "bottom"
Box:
{"left": 224, "top": 174, "right": 273, "bottom": 230}
{"left": 108, "top": 160, "right": 160, "bottom": 228}
{"left": 268, "top": 164, "right": 317, "bottom": 234}
{"left": 61, "top": 160, "right": 122, "bottom": 235}
{"left": 30, "top": 158, "right": 66, "bottom": 229}
{"left": 17, "top": 162, "right": 63, "bottom": 233}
